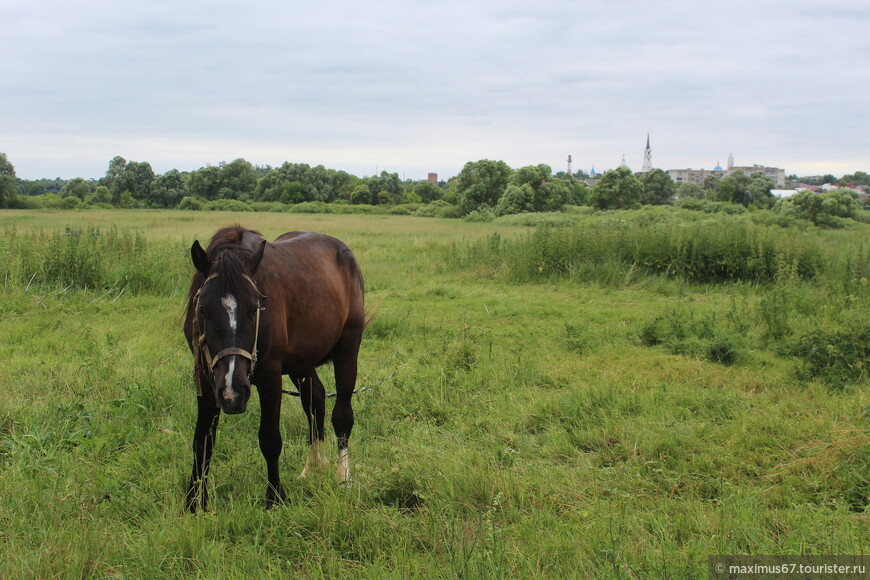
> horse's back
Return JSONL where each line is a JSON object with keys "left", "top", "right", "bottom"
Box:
{"left": 270, "top": 231, "right": 362, "bottom": 291}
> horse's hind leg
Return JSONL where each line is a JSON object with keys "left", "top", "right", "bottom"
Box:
{"left": 332, "top": 331, "right": 361, "bottom": 483}
{"left": 297, "top": 369, "right": 329, "bottom": 477}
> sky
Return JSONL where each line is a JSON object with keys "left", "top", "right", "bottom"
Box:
{"left": 2, "top": 0, "right": 869, "bottom": 181}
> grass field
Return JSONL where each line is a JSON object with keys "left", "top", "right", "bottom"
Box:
{"left": 0, "top": 209, "right": 867, "bottom": 578}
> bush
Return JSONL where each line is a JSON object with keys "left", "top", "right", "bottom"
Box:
{"left": 791, "top": 324, "right": 870, "bottom": 386}
{"left": 674, "top": 198, "right": 748, "bottom": 215}
{"left": 414, "top": 205, "right": 438, "bottom": 217}
{"left": 463, "top": 207, "right": 495, "bottom": 222}
{"left": 249, "top": 201, "right": 288, "bottom": 213}
{"left": 493, "top": 213, "right": 578, "bottom": 228}
{"left": 203, "top": 199, "right": 253, "bottom": 212}
{"left": 177, "top": 196, "right": 203, "bottom": 211}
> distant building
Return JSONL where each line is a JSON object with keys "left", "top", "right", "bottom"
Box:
{"left": 427, "top": 172, "right": 438, "bottom": 185}
{"left": 727, "top": 164, "right": 785, "bottom": 187}
{"left": 668, "top": 154, "right": 785, "bottom": 187}
{"left": 641, "top": 134, "right": 653, "bottom": 173}
{"left": 667, "top": 167, "right": 724, "bottom": 186}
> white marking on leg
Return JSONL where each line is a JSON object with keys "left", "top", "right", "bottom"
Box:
{"left": 337, "top": 447, "right": 351, "bottom": 483}
{"left": 299, "top": 441, "right": 329, "bottom": 478}
{"left": 221, "top": 294, "right": 238, "bottom": 334}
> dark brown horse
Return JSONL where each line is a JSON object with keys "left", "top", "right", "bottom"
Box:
{"left": 183, "top": 225, "right": 365, "bottom": 510}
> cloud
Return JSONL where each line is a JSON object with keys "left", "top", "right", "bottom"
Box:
{"left": 2, "top": 0, "right": 869, "bottom": 179}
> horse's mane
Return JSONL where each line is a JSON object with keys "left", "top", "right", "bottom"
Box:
{"left": 185, "top": 225, "right": 263, "bottom": 311}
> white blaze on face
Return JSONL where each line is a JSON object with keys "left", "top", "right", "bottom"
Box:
{"left": 221, "top": 293, "right": 238, "bottom": 398}
{"left": 221, "top": 294, "right": 238, "bottom": 334}
{"left": 223, "top": 358, "right": 236, "bottom": 399}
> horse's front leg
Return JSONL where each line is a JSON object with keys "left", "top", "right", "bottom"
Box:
{"left": 257, "top": 372, "right": 286, "bottom": 508}
{"left": 185, "top": 394, "right": 221, "bottom": 512}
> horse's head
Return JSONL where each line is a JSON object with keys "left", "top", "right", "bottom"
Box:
{"left": 190, "top": 239, "right": 266, "bottom": 414}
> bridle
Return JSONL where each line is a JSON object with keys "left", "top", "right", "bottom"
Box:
{"left": 192, "top": 272, "right": 265, "bottom": 396}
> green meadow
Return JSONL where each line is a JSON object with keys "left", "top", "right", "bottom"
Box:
{"left": 0, "top": 209, "right": 867, "bottom": 578}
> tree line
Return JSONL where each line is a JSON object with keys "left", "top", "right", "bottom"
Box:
{"left": 0, "top": 153, "right": 865, "bottom": 226}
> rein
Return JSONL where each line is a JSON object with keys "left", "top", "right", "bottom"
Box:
{"left": 192, "top": 272, "right": 265, "bottom": 396}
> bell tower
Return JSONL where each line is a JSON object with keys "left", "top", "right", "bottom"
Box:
{"left": 641, "top": 133, "right": 653, "bottom": 172}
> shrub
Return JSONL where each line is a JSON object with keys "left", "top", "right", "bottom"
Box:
{"left": 288, "top": 201, "right": 331, "bottom": 214}
{"left": 249, "top": 201, "right": 287, "bottom": 213}
{"left": 414, "top": 205, "right": 438, "bottom": 217}
{"left": 177, "top": 196, "right": 203, "bottom": 211}
{"left": 203, "top": 199, "right": 253, "bottom": 212}
{"left": 463, "top": 207, "right": 495, "bottom": 223}
{"left": 791, "top": 324, "right": 870, "bottom": 386}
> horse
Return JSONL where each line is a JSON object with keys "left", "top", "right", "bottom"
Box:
{"left": 182, "top": 225, "right": 365, "bottom": 511}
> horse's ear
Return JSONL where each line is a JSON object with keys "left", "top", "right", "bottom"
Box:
{"left": 246, "top": 240, "right": 266, "bottom": 274}
{"left": 191, "top": 240, "right": 210, "bottom": 276}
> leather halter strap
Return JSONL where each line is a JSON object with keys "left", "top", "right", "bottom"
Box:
{"left": 192, "top": 272, "right": 264, "bottom": 396}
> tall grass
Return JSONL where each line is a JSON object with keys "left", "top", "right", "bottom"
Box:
{"left": 446, "top": 217, "right": 866, "bottom": 285}
{"left": 0, "top": 225, "right": 188, "bottom": 295}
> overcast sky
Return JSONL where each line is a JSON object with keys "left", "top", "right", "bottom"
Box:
{"left": 2, "top": 0, "right": 868, "bottom": 181}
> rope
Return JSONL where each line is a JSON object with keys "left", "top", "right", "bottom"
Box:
{"left": 281, "top": 373, "right": 392, "bottom": 398}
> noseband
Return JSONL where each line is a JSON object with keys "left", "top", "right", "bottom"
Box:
{"left": 192, "top": 272, "right": 265, "bottom": 396}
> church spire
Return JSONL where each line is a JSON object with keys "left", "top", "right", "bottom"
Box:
{"left": 641, "top": 133, "right": 653, "bottom": 172}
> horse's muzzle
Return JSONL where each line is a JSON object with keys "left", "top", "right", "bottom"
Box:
{"left": 217, "top": 384, "right": 250, "bottom": 414}
{"left": 213, "top": 355, "right": 252, "bottom": 414}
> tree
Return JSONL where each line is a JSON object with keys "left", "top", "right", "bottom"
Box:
{"left": 494, "top": 183, "right": 535, "bottom": 216}
{"left": 281, "top": 182, "right": 306, "bottom": 205}
{"left": 639, "top": 169, "right": 675, "bottom": 205}
{"left": 703, "top": 174, "right": 721, "bottom": 197}
{"left": 102, "top": 155, "right": 127, "bottom": 192}
{"left": 840, "top": 171, "right": 870, "bottom": 187}
{"left": 715, "top": 171, "right": 750, "bottom": 206}
{"left": 60, "top": 177, "right": 92, "bottom": 199}
{"left": 253, "top": 162, "right": 345, "bottom": 203}
{"left": 93, "top": 186, "right": 112, "bottom": 205}
{"left": 591, "top": 167, "right": 643, "bottom": 210}
{"left": 455, "top": 159, "right": 512, "bottom": 214}
{"left": 102, "top": 157, "right": 154, "bottom": 204}
{"left": 350, "top": 184, "right": 372, "bottom": 205}
{"left": 676, "top": 182, "right": 704, "bottom": 199}
{"left": 367, "top": 171, "right": 402, "bottom": 205}
{"left": 149, "top": 169, "right": 185, "bottom": 207}
{"left": 568, "top": 180, "right": 590, "bottom": 205}
{"left": 217, "top": 158, "right": 257, "bottom": 199}
{"left": 715, "top": 171, "right": 774, "bottom": 207}
{"left": 0, "top": 153, "right": 17, "bottom": 208}
{"left": 415, "top": 180, "right": 442, "bottom": 204}
{"left": 510, "top": 164, "right": 570, "bottom": 212}
{"left": 187, "top": 165, "right": 222, "bottom": 200}
{"left": 785, "top": 189, "right": 861, "bottom": 226}
{"left": 746, "top": 173, "right": 775, "bottom": 208}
